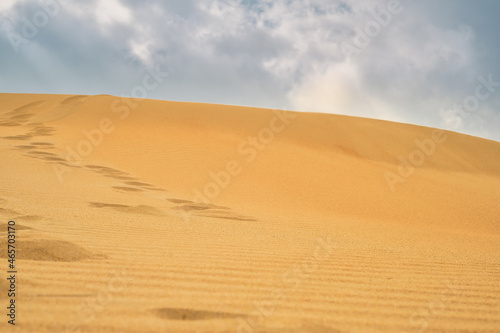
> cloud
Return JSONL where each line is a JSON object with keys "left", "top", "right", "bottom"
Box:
{"left": 287, "top": 6, "right": 480, "bottom": 124}
{"left": 95, "top": 0, "right": 132, "bottom": 26}
{"left": 0, "top": 0, "right": 19, "bottom": 14}
{"left": 59, "top": 0, "right": 132, "bottom": 34}
{"left": 288, "top": 61, "right": 361, "bottom": 116}
{"left": 0, "top": 0, "right": 499, "bottom": 141}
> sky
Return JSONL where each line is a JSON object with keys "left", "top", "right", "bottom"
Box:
{"left": 0, "top": 0, "right": 499, "bottom": 141}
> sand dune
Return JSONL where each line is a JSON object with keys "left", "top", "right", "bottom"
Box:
{"left": 0, "top": 93, "right": 498, "bottom": 332}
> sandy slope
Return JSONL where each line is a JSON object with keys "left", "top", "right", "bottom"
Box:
{"left": 0, "top": 93, "right": 498, "bottom": 333}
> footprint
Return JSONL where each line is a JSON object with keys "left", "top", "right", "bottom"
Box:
{"left": 198, "top": 213, "right": 257, "bottom": 222}
{"left": 31, "top": 142, "right": 54, "bottom": 146}
{"left": 1, "top": 101, "right": 44, "bottom": 127}
{"left": 84, "top": 164, "right": 168, "bottom": 194}
{"left": 28, "top": 151, "right": 56, "bottom": 156}
{"left": 29, "top": 96, "right": 88, "bottom": 122}
{"left": 154, "top": 307, "right": 242, "bottom": 321}
{"left": 86, "top": 165, "right": 125, "bottom": 174}
{"left": 0, "top": 121, "right": 22, "bottom": 127}
{"left": 141, "top": 186, "right": 166, "bottom": 192}
{"left": 2, "top": 134, "right": 31, "bottom": 140}
{"left": 10, "top": 113, "right": 34, "bottom": 121}
{"left": 0, "top": 222, "right": 31, "bottom": 231}
{"left": 41, "top": 156, "right": 66, "bottom": 162}
{"left": 125, "top": 181, "right": 154, "bottom": 187}
{"left": 170, "top": 200, "right": 256, "bottom": 221}
{"left": 25, "top": 150, "right": 66, "bottom": 162}
{"left": 0, "top": 239, "right": 105, "bottom": 262}
{"left": 8, "top": 100, "right": 44, "bottom": 113}
{"left": 89, "top": 202, "right": 163, "bottom": 216}
{"left": 60, "top": 95, "right": 88, "bottom": 105}
{"left": 167, "top": 199, "right": 193, "bottom": 204}
{"left": 255, "top": 326, "right": 342, "bottom": 333}
{"left": 170, "top": 201, "right": 231, "bottom": 211}
{"left": 14, "top": 145, "right": 36, "bottom": 150}
{"left": 14, "top": 215, "right": 42, "bottom": 222}
{"left": 112, "top": 186, "right": 143, "bottom": 192}
{"left": 89, "top": 202, "right": 129, "bottom": 209}
{"left": 173, "top": 204, "right": 211, "bottom": 211}
{"left": 30, "top": 142, "right": 55, "bottom": 149}
{"left": 30, "top": 124, "right": 55, "bottom": 136}
{"left": 2, "top": 124, "right": 55, "bottom": 141}
{"left": 3, "top": 100, "right": 44, "bottom": 116}
{"left": 86, "top": 165, "right": 135, "bottom": 179}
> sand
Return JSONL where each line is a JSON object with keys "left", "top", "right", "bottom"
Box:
{"left": 0, "top": 93, "right": 498, "bottom": 332}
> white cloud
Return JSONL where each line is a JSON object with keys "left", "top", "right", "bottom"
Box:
{"left": 279, "top": 0, "right": 479, "bottom": 129}
{"left": 95, "top": 0, "right": 131, "bottom": 26}
{"left": 129, "top": 39, "right": 152, "bottom": 66}
{"left": 60, "top": 0, "right": 132, "bottom": 27}
{"left": 289, "top": 61, "right": 361, "bottom": 115}
{"left": 0, "top": 0, "right": 19, "bottom": 14}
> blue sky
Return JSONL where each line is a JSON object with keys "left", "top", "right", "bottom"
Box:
{"left": 0, "top": 0, "right": 499, "bottom": 141}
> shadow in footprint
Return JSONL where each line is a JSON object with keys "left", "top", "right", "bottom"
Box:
{"left": 31, "top": 96, "right": 88, "bottom": 122}
{"left": 30, "top": 124, "right": 55, "bottom": 136}
{"left": 28, "top": 151, "right": 56, "bottom": 156}
{"left": 172, "top": 202, "right": 231, "bottom": 211}
{"left": 173, "top": 204, "right": 210, "bottom": 211}
{"left": 0, "top": 121, "right": 22, "bottom": 127}
{"left": 2, "top": 101, "right": 44, "bottom": 123}
{"left": 14, "top": 215, "right": 43, "bottom": 222}
{"left": 25, "top": 150, "right": 66, "bottom": 162}
{"left": 125, "top": 181, "right": 154, "bottom": 187}
{"left": 167, "top": 199, "right": 193, "bottom": 204}
{"left": 30, "top": 142, "right": 55, "bottom": 150}
{"left": 14, "top": 145, "right": 36, "bottom": 150}
{"left": 154, "top": 307, "right": 242, "bottom": 321}
{"left": 0, "top": 239, "right": 105, "bottom": 262}
{"left": 112, "top": 186, "right": 143, "bottom": 192}
{"left": 89, "top": 202, "right": 163, "bottom": 216}
{"left": 258, "top": 326, "right": 342, "bottom": 333}
{"left": 85, "top": 164, "right": 168, "bottom": 193}
{"left": 60, "top": 95, "right": 88, "bottom": 105}
{"left": 86, "top": 165, "right": 127, "bottom": 175}
{"left": 0, "top": 223, "right": 31, "bottom": 231}
{"left": 199, "top": 213, "right": 257, "bottom": 222}
{"left": 31, "top": 142, "right": 53, "bottom": 146}
{"left": 2, "top": 134, "right": 31, "bottom": 140}
{"left": 170, "top": 200, "right": 256, "bottom": 222}
{"left": 2, "top": 124, "right": 55, "bottom": 141}
{"left": 8, "top": 100, "right": 45, "bottom": 113}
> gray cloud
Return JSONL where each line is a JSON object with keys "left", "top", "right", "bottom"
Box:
{"left": 0, "top": 0, "right": 498, "bottom": 141}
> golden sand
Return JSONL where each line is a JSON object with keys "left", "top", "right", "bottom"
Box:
{"left": 0, "top": 93, "right": 498, "bottom": 332}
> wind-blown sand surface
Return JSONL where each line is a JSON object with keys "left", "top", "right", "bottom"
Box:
{"left": 0, "top": 93, "right": 498, "bottom": 332}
